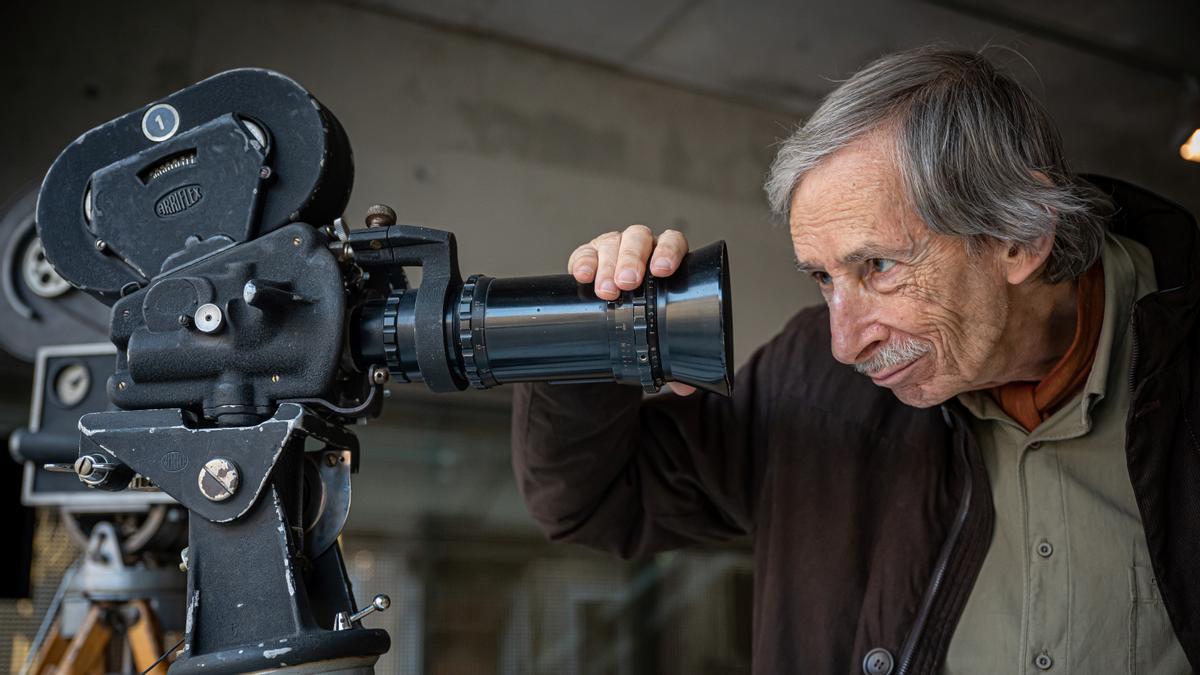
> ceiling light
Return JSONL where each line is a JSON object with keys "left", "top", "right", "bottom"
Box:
{"left": 1181, "top": 128, "right": 1200, "bottom": 163}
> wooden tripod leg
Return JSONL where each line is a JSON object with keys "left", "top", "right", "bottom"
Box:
{"left": 57, "top": 605, "right": 111, "bottom": 675}
{"left": 28, "top": 617, "right": 70, "bottom": 675}
{"left": 127, "top": 599, "right": 169, "bottom": 675}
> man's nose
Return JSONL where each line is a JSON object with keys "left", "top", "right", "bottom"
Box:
{"left": 827, "top": 286, "right": 885, "bottom": 365}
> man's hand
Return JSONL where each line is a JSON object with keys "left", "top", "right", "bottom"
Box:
{"left": 567, "top": 225, "right": 697, "bottom": 396}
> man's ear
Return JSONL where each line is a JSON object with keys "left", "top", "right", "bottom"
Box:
{"left": 1000, "top": 234, "right": 1054, "bottom": 285}
{"left": 1000, "top": 171, "right": 1058, "bottom": 284}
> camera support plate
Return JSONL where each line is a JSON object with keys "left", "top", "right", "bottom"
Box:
{"left": 76, "top": 403, "right": 387, "bottom": 673}
{"left": 78, "top": 403, "right": 356, "bottom": 523}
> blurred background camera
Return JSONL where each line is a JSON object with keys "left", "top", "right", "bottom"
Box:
{"left": 0, "top": 184, "right": 186, "bottom": 674}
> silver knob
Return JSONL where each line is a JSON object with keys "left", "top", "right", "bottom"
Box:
{"left": 334, "top": 594, "right": 391, "bottom": 630}
{"left": 194, "top": 303, "right": 223, "bottom": 333}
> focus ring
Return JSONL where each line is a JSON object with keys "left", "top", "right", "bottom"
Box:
{"left": 631, "top": 278, "right": 664, "bottom": 393}
{"left": 458, "top": 275, "right": 496, "bottom": 389}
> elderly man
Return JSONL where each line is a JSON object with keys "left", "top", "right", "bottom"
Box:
{"left": 511, "top": 48, "right": 1200, "bottom": 674}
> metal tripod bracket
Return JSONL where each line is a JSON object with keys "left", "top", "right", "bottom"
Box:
{"left": 78, "top": 402, "right": 357, "bottom": 523}
{"left": 73, "top": 404, "right": 389, "bottom": 673}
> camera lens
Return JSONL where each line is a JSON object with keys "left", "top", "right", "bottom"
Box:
{"left": 357, "top": 241, "right": 732, "bottom": 396}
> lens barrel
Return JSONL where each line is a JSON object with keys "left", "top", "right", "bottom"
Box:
{"left": 358, "top": 241, "right": 732, "bottom": 396}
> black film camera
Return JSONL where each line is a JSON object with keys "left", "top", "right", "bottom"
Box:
{"left": 35, "top": 69, "right": 732, "bottom": 673}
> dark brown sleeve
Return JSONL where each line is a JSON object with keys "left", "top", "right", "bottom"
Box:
{"left": 510, "top": 339, "right": 781, "bottom": 559}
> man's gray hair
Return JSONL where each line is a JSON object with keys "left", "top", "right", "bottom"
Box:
{"left": 765, "top": 47, "right": 1111, "bottom": 283}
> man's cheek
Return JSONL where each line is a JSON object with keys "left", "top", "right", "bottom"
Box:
{"left": 904, "top": 296, "right": 974, "bottom": 354}
{"left": 881, "top": 297, "right": 958, "bottom": 350}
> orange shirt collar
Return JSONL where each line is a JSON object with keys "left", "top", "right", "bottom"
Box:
{"left": 991, "top": 262, "right": 1106, "bottom": 433}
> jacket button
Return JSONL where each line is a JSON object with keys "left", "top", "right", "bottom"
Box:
{"left": 1036, "top": 541, "right": 1054, "bottom": 558}
{"left": 862, "top": 647, "right": 894, "bottom": 675}
{"left": 1034, "top": 652, "right": 1054, "bottom": 670}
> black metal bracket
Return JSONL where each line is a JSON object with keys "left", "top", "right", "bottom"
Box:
{"left": 349, "top": 224, "right": 466, "bottom": 392}
{"left": 78, "top": 403, "right": 358, "bottom": 523}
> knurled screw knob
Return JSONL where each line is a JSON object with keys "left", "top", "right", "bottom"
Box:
{"left": 364, "top": 204, "right": 397, "bottom": 228}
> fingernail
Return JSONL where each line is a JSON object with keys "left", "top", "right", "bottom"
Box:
{"left": 651, "top": 258, "right": 672, "bottom": 273}
{"left": 617, "top": 269, "right": 638, "bottom": 284}
{"left": 576, "top": 265, "right": 593, "bottom": 278}
{"left": 600, "top": 280, "right": 618, "bottom": 294}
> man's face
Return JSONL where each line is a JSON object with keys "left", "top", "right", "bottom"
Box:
{"left": 789, "top": 130, "right": 1010, "bottom": 407}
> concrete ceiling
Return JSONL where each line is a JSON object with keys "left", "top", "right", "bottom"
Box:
{"left": 349, "top": 0, "right": 1197, "bottom": 112}
{"left": 346, "top": 0, "right": 1200, "bottom": 211}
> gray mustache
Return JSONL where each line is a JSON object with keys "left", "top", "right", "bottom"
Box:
{"left": 854, "top": 338, "right": 930, "bottom": 375}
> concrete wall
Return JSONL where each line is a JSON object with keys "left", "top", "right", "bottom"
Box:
{"left": 0, "top": 0, "right": 806, "bottom": 563}
{"left": 0, "top": 0, "right": 808, "bottom": 372}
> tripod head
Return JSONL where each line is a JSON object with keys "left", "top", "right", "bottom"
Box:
{"left": 34, "top": 69, "right": 734, "bottom": 673}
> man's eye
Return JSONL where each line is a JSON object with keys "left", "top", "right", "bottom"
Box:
{"left": 870, "top": 258, "right": 897, "bottom": 274}
{"left": 811, "top": 271, "right": 832, "bottom": 285}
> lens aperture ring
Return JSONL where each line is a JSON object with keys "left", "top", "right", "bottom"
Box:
{"left": 458, "top": 275, "right": 497, "bottom": 389}
{"left": 631, "top": 278, "right": 664, "bottom": 393}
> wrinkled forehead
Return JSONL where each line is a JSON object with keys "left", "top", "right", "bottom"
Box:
{"left": 787, "top": 141, "right": 922, "bottom": 264}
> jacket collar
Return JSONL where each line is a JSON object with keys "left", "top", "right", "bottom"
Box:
{"left": 1083, "top": 175, "right": 1200, "bottom": 384}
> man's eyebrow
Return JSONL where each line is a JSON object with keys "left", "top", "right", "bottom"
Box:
{"left": 842, "top": 244, "right": 912, "bottom": 263}
{"left": 794, "top": 244, "right": 912, "bottom": 273}
{"left": 794, "top": 258, "right": 821, "bottom": 274}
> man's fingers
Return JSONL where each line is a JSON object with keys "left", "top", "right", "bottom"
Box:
{"left": 614, "top": 224, "right": 654, "bottom": 290}
{"left": 592, "top": 232, "right": 622, "bottom": 300}
{"left": 650, "top": 229, "right": 688, "bottom": 277}
{"left": 668, "top": 382, "right": 697, "bottom": 396}
{"left": 574, "top": 225, "right": 680, "bottom": 301}
{"left": 568, "top": 244, "right": 599, "bottom": 282}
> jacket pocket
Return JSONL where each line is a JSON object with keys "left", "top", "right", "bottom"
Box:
{"left": 1128, "top": 565, "right": 1191, "bottom": 674}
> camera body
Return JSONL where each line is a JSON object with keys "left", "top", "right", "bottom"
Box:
{"left": 39, "top": 70, "right": 360, "bottom": 427}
